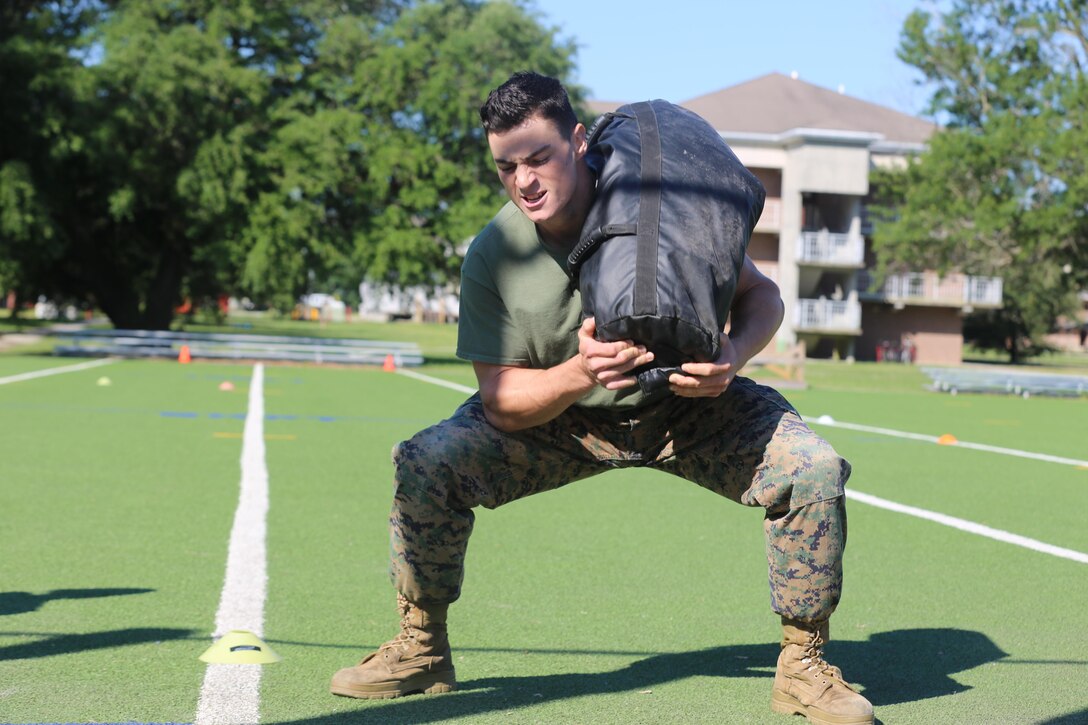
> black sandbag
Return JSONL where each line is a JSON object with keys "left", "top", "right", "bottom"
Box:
{"left": 568, "top": 99, "right": 766, "bottom": 393}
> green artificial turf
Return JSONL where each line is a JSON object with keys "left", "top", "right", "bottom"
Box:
{"left": 0, "top": 354, "right": 1085, "bottom": 724}
{"left": 0, "top": 356, "right": 96, "bottom": 378}
{"left": 0, "top": 360, "right": 250, "bottom": 723}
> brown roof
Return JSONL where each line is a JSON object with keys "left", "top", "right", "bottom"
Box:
{"left": 589, "top": 73, "right": 936, "bottom": 145}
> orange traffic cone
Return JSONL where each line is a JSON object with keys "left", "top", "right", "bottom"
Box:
{"left": 382, "top": 354, "right": 396, "bottom": 372}
{"left": 178, "top": 345, "right": 192, "bottom": 364}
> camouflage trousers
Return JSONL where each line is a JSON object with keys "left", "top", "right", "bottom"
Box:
{"left": 389, "top": 376, "right": 850, "bottom": 623}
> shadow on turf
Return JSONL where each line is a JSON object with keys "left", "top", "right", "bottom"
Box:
{"left": 269, "top": 627, "right": 1007, "bottom": 724}
{"left": 1038, "top": 708, "right": 1088, "bottom": 724}
{"left": 0, "top": 588, "right": 154, "bottom": 616}
{"left": 0, "top": 627, "right": 195, "bottom": 661}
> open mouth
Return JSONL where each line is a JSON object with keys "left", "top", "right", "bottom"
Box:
{"left": 521, "top": 190, "right": 546, "bottom": 209}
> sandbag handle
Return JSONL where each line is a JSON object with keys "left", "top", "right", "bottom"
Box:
{"left": 636, "top": 366, "right": 682, "bottom": 393}
{"left": 567, "top": 111, "right": 639, "bottom": 278}
{"left": 585, "top": 110, "right": 633, "bottom": 145}
{"left": 566, "top": 223, "right": 637, "bottom": 277}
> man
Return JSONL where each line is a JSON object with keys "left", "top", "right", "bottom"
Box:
{"left": 331, "top": 71, "right": 874, "bottom": 724}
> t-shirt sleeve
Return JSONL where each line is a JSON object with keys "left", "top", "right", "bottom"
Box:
{"left": 456, "top": 256, "right": 530, "bottom": 366}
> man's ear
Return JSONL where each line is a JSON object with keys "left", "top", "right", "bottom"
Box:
{"left": 572, "top": 122, "right": 588, "bottom": 157}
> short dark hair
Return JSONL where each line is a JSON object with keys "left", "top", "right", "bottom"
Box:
{"left": 480, "top": 71, "right": 578, "bottom": 137}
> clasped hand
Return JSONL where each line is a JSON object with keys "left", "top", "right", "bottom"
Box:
{"left": 576, "top": 317, "right": 653, "bottom": 390}
{"left": 577, "top": 319, "right": 737, "bottom": 397}
{"left": 667, "top": 332, "right": 738, "bottom": 398}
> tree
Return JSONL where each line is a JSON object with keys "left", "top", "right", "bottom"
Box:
{"left": 871, "top": 0, "right": 1087, "bottom": 361}
{"left": 0, "top": 1, "right": 101, "bottom": 318}
{"left": 234, "top": 0, "right": 583, "bottom": 311}
{"left": 0, "top": 0, "right": 581, "bottom": 328}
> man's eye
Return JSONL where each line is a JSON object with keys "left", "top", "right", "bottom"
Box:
{"left": 530, "top": 157, "right": 549, "bottom": 166}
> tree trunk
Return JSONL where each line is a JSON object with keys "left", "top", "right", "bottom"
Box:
{"left": 139, "top": 245, "right": 184, "bottom": 330}
{"left": 7, "top": 290, "right": 20, "bottom": 327}
{"left": 86, "top": 226, "right": 188, "bottom": 330}
{"left": 95, "top": 283, "right": 143, "bottom": 330}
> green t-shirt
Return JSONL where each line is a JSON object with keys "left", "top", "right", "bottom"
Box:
{"left": 457, "top": 202, "right": 658, "bottom": 409}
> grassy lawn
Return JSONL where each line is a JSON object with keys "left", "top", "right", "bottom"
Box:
{"left": 1, "top": 353, "right": 1084, "bottom": 724}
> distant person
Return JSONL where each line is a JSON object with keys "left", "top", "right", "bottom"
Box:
{"left": 901, "top": 334, "right": 916, "bottom": 364}
{"left": 331, "top": 71, "right": 873, "bottom": 725}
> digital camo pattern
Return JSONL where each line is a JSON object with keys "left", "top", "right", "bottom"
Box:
{"left": 388, "top": 377, "right": 849, "bottom": 623}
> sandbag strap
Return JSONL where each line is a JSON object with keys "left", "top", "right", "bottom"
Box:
{"left": 631, "top": 102, "right": 662, "bottom": 316}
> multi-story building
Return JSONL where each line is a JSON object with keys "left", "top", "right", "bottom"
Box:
{"left": 589, "top": 72, "right": 1003, "bottom": 364}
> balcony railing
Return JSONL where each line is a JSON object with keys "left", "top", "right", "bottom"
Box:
{"left": 795, "top": 230, "right": 864, "bottom": 266}
{"left": 858, "top": 271, "right": 1003, "bottom": 308}
{"left": 754, "top": 197, "right": 782, "bottom": 233}
{"left": 794, "top": 298, "right": 861, "bottom": 333}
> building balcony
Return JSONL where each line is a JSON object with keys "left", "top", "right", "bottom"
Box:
{"left": 754, "top": 197, "right": 782, "bottom": 233}
{"left": 795, "top": 230, "right": 865, "bottom": 267}
{"left": 794, "top": 298, "right": 861, "bottom": 334}
{"left": 858, "top": 270, "right": 1003, "bottom": 310}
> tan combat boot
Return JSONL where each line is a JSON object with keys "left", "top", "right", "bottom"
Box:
{"left": 330, "top": 594, "right": 456, "bottom": 699}
{"left": 771, "top": 617, "right": 873, "bottom": 725}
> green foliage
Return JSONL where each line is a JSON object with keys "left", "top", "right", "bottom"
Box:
{"left": 873, "top": 0, "right": 1087, "bottom": 361}
{"left": 0, "top": 0, "right": 579, "bottom": 328}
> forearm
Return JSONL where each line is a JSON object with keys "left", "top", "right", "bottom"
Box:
{"left": 728, "top": 282, "right": 784, "bottom": 367}
{"left": 476, "top": 356, "right": 596, "bottom": 432}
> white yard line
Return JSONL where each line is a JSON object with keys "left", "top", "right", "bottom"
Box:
{"left": 395, "top": 367, "right": 476, "bottom": 395}
{"left": 803, "top": 416, "right": 1088, "bottom": 468}
{"left": 847, "top": 490, "right": 1088, "bottom": 564}
{"left": 195, "top": 364, "right": 269, "bottom": 725}
{"left": 397, "top": 370, "right": 1086, "bottom": 564}
{"left": 0, "top": 357, "right": 115, "bottom": 385}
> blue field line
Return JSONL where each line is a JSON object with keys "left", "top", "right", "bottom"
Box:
{"left": 0, "top": 399, "right": 431, "bottom": 425}
{"left": 157, "top": 410, "right": 430, "bottom": 424}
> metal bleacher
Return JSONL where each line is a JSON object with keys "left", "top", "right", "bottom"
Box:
{"left": 51, "top": 328, "right": 424, "bottom": 366}
{"left": 922, "top": 366, "right": 1088, "bottom": 398}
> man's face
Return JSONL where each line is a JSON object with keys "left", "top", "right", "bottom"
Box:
{"left": 487, "top": 113, "right": 588, "bottom": 238}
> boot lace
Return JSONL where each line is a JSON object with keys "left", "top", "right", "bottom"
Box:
{"left": 799, "top": 633, "right": 845, "bottom": 683}
{"left": 379, "top": 594, "right": 417, "bottom": 654}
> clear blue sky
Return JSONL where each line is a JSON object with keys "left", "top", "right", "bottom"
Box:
{"left": 527, "top": 0, "right": 939, "bottom": 117}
